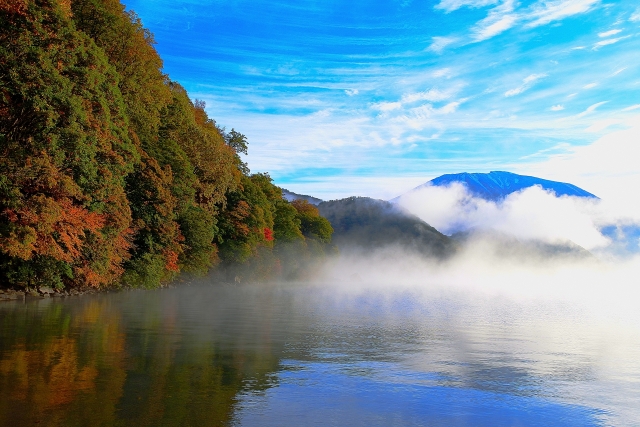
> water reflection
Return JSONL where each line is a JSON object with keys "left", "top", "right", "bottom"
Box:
{"left": 0, "top": 282, "right": 639, "bottom": 426}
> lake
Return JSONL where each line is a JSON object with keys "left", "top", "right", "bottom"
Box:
{"left": 1, "top": 278, "right": 639, "bottom": 426}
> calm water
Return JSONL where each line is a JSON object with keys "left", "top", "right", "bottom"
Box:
{"left": 1, "top": 280, "right": 639, "bottom": 426}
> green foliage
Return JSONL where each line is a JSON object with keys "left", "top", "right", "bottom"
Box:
{"left": 292, "top": 200, "right": 334, "bottom": 244}
{"left": 273, "top": 200, "right": 304, "bottom": 243}
{"left": 0, "top": 0, "right": 136, "bottom": 288}
{"left": 177, "top": 205, "right": 217, "bottom": 273}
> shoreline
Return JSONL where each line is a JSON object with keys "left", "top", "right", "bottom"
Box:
{"left": 0, "top": 286, "right": 109, "bottom": 301}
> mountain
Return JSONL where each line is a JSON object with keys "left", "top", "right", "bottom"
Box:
{"left": 317, "top": 197, "right": 456, "bottom": 258}
{"left": 282, "top": 189, "right": 323, "bottom": 205}
{"left": 395, "top": 171, "right": 597, "bottom": 201}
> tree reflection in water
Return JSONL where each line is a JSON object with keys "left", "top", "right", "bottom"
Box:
{"left": 0, "top": 286, "right": 287, "bottom": 427}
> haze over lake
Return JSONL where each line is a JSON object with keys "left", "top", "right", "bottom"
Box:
{"left": 2, "top": 249, "right": 640, "bottom": 426}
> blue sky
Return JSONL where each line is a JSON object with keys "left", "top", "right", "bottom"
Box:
{"left": 123, "top": 0, "right": 640, "bottom": 200}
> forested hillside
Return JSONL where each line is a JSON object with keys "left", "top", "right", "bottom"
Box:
{"left": 0, "top": 0, "right": 333, "bottom": 290}
{"left": 318, "top": 197, "right": 456, "bottom": 258}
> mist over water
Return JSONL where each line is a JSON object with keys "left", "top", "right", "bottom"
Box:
{"left": 3, "top": 205, "right": 640, "bottom": 425}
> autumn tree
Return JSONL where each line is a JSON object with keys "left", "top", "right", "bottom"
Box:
{"left": 0, "top": 0, "right": 137, "bottom": 288}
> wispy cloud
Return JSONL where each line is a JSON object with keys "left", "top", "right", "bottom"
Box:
{"left": 630, "top": 9, "right": 640, "bottom": 22}
{"left": 525, "top": 0, "right": 600, "bottom": 28}
{"left": 611, "top": 67, "right": 627, "bottom": 76}
{"left": 622, "top": 104, "right": 640, "bottom": 111}
{"left": 131, "top": 0, "right": 639, "bottom": 200}
{"left": 505, "top": 73, "right": 548, "bottom": 97}
{"left": 592, "top": 36, "right": 631, "bottom": 50}
{"left": 598, "top": 29, "right": 622, "bottom": 38}
{"left": 576, "top": 101, "right": 608, "bottom": 117}
{"left": 371, "top": 101, "right": 402, "bottom": 112}
{"left": 435, "top": 0, "right": 498, "bottom": 13}
{"left": 427, "top": 36, "right": 459, "bottom": 53}
{"left": 583, "top": 83, "right": 598, "bottom": 89}
{"left": 585, "top": 119, "right": 621, "bottom": 133}
{"left": 472, "top": 0, "right": 518, "bottom": 41}
{"left": 402, "top": 89, "right": 452, "bottom": 103}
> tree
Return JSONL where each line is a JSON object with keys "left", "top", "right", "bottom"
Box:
{"left": 0, "top": 0, "right": 137, "bottom": 288}
{"left": 291, "top": 200, "right": 333, "bottom": 244}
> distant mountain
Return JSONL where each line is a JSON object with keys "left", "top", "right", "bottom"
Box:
{"left": 394, "top": 171, "right": 597, "bottom": 202}
{"left": 318, "top": 197, "right": 456, "bottom": 258}
{"left": 282, "top": 188, "right": 323, "bottom": 205}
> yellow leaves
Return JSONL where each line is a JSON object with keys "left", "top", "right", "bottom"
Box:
{"left": 291, "top": 199, "right": 321, "bottom": 217}
{"left": 56, "top": 0, "right": 72, "bottom": 18}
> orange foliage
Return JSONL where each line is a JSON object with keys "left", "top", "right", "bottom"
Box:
{"left": 164, "top": 250, "right": 180, "bottom": 272}
{"left": 1, "top": 196, "right": 105, "bottom": 263}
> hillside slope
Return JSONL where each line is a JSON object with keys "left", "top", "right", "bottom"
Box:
{"left": 318, "top": 197, "right": 456, "bottom": 258}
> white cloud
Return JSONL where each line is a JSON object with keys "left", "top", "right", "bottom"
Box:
{"left": 345, "top": 89, "right": 359, "bottom": 96}
{"left": 427, "top": 36, "right": 458, "bottom": 53}
{"left": 371, "top": 101, "right": 402, "bottom": 112}
{"left": 435, "top": 0, "right": 498, "bottom": 13}
{"left": 505, "top": 73, "right": 548, "bottom": 97}
{"left": 474, "top": 14, "right": 518, "bottom": 40}
{"left": 397, "top": 183, "right": 609, "bottom": 250}
{"left": 622, "top": 104, "right": 640, "bottom": 111}
{"left": 432, "top": 68, "right": 453, "bottom": 78}
{"left": 611, "top": 67, "right": 627, "bottom": 76}
{"left": 525, "top": 0, "right": 600, "bottom": 28}
{"left": 551, "top": 104, "right": 565, "bottom": 111}
{"left": 592, "top": 36, "right": 630, "bottom": 50}
{"left": 519, "top": 116, "right": 640, "bottom": 212}
{"left": 472, "top": 0, "right": 518, "bottom": 41}
{"left": 630, "top": 9, "right": 640, "bottom": 22}
{"left": 583, "top": 82, "right": 598, "bottom": 89}
{"left": 394, "top": 120, "right": 640, "bottom": 256}
{"left": 598, "top": 29, "right": 622, "bottom": 38}
{"left": 576, "top": 101, "right": 607, "bottom": 117}
{"left": 585, "top": 119, "right": 621, "bottom": 133}
{"left": 440, "top": 101, "right": 461, "bottom": 114}
{"left": 402, "top": 89, "right": 451, "bottom": 103}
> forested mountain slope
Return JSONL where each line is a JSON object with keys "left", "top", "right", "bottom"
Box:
{"left": 0, "top": 0, "right": 333, "bottom": 290}
{"left": 318, "top": 197, "right": 456, "bottom": 258}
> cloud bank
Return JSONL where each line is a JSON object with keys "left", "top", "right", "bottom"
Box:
{"left": 395, "top": 183, "right": 640, "bottom": 256}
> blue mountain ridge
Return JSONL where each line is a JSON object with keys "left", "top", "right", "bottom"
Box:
{"left": 396, "top": 171, "right": 598, "bottom": 201}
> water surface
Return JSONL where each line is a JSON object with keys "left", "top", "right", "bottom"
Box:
{"left": 1, "top": 280, "right": 638, "bottom": 426}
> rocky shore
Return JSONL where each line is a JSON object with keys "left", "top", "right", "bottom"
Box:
{"left": 0, "top": 287, "right": 103, "bottom": 301}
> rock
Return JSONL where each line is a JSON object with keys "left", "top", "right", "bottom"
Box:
{"left": 38, "top": 286, "right": 54, "bottom": 295}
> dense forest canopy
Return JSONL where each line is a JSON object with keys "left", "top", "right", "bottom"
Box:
{"left": 0, "top": 0, "right": 333, "bottom": 290}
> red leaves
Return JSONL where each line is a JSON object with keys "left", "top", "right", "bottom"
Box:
{"left": 164, "top": 250, "right": 180, "bottom": 272}
{"left": 263, "top": 227, "right": 273, "bottom": 242}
